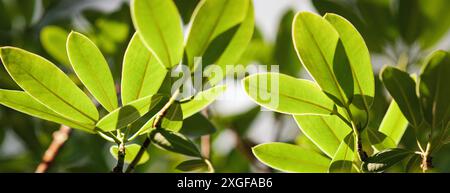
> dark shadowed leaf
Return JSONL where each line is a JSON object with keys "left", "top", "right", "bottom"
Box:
{"left": 176, "top": 159, "right": 208, "bottom": 172}
{"left": 150, "top": 129, "right": 201, "bottom": 157}
{"left": 381, "top": 66, "right": 423, "bottom": 128}
{"left": 362, "top": 148, "right": 413, "bottom": 173}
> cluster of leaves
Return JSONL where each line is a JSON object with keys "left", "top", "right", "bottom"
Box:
{"left": 243, "top": 11, "right": 448, "bottom": 173}
{"left": 0, "top": 0, "right": 254, "bottom": 172}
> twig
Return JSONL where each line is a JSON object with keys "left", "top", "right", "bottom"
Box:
{"left": 35, "top": 125, "right": 71, "bottom": 173}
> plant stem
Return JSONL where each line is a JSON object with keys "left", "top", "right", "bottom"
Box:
{"left": 112, "top": 142, "right": 125, "bottom": 173}
{"left": 35, "top": 125, "right": 71, "bottom": 173}
{"left": 125, "top": 89, "right": 181, "bottom": 173}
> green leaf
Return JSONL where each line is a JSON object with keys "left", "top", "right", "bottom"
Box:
{"left": 96, "top": 95, "right": 166, "bottom": 132}
{"left": 40, "top": 26, "right": 70, "bottom": 67}
{"left": 176, "top": 159, "right": 208, "bottom": 172}
{"left": 324, "top": 13, "right": 374, "bottom": 127}
{"left": 252, "top": 142, "right": 331, "bottom": 173}
{"left": 179, "top": 113, "right": 216, "bottom": 137}
{"left": 0, "top": 89, "right": 94, "bottom": 133}
{"left": 329, "top": 133, "right": 355, "bottom": 173}
{"left": 181, "top": 85, "right": 226, "bottom": 119}
{"left": 294, "top": 115, "right": 352, "bottom": 158}
{"left": 362, "top": 148, "right": 412, "bottom": 173}
{"left": 419, "top": 50, "right": 450, "bottom": 128}
{"left": 243, "top": 73, "right": 336, "bottom": 115}
{"left": 121, "top": 33, "right": 167, "bottom": 105}
{"left": 131, "top": 0, "right": 184, "bottom": 68}
{"left": 150, "top": 129, "right": 201, "bottom": 157}
{"left": 366, "top": 127, "right": 396, "bottom": 152}
{"left": 0, "top": 47, "right": 98, "bottom": 124}
{"left": 67, "top": 31, "right": 118, "bottom": 112}
{"left": 185, "top": 0, "right": 250, "bottom": 68}
{"left": 381, "top": 66, "right": 423, "bottom": 128}
{"left": 110, "top": 144, "right": 149, "bottom": 165}
{"left": 378, "top": 100, "right": 409, "bottom": 145}
{"left": 292, "top": 12, "right": 353, "bottom": 106}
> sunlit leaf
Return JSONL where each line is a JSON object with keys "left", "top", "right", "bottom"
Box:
{"left": 0, "top": 47, "right": 98, "bottom": 124}
{"left": 293, "top": 12, "right": 352, "bottom": 106}
{"left": 131, "top": 0, "right": 184, "bottom": 68}
{"left": 181, "top": 85, "right": 226, "bottom": 119}
{"left": 67, "top": 31, "right": 118, "bottom": 112}
{"left": 243, "top": 73, "right": 336, "bottom": 115}
{"left": 185, "top": 0, "right": 250, "bottom": 68}
{"left": 294, "top": 115, "right": 351, "bottom": 158}
{"left": 378, "top": 100, "right": 409, "bottom": 145}
{"left": 121, "top": 33, "right": 167, "bottom": 105}
{"left": 0, "top": 89, "right": 94, "bottom": 133}
{"left": 96, "top": 94, "right": 166, "bottom": 132}
{"left": 329, "top": 133, "right": 355, "bottom": 173}
{"left": 252, "top": 142, "right": 331, "bottom": 173}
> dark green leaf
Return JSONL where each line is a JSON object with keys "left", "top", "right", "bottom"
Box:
{"left": 176, "top": 159, "right": 208, "bottom": 172}
{"left": 381, "top": 66, "right": 423, "bottom": 128}
{"left": 362, "top": 148, "right": 413, "bottom": 173}
{"left": 150, "top": 129, "right": 201, "bottom": 157}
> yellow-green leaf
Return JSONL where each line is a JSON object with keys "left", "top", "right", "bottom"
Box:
{"left": 0, "top": 89, "right": 94, "bottom": 133}
{"left": 67, "top": 31, "right": 118, "bottom": 112}
{"left": 121, "top": 33, "right": 167, "bottom": 105}
{"left": 243, "top": 73, "right": 336, "bottom": 115}
{"left": 0, "top": 47, "right": 98, "bottom": 124}
{"left": 252, "top": 142, "right": 331, "bottom": 173}
{"left": 131, "top": 0, "right": 184, "bottom": 68}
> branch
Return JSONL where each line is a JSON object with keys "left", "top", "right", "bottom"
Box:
{"left": 35, "top": 125, "right": 71, "bottom": 173}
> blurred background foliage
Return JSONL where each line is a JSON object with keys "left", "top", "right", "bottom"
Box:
{"left": 0, "top": 0, "right": 449, "bottom": 172}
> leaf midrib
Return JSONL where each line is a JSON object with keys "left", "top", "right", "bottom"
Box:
{"left": 247, "top": 83, "right": 334, "bottom": 114}
{"left": 21, "top": 68, "right": 97, "bottom": 123}
{"left": 73, "top": 40, "right": 116, "bottom": 111}
{"left": 298, "top": 16, "right": 347, "bottom": 105}
{"left": 1, "top": 97, "right": 92, "bottom": 130}
{"left": 147, "top": 0, "right": 174, "bottom": 67}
